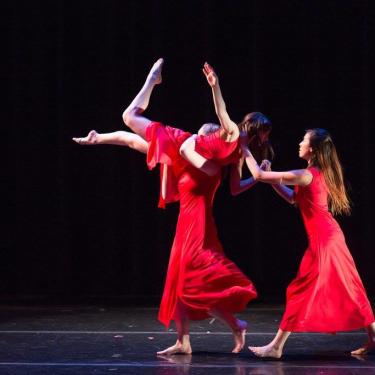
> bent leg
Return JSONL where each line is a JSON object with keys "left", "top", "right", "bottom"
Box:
{"left": 122, "top": 58, "right": 164, "bottom": 139}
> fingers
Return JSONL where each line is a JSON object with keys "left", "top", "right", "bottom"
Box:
{"left": 203, "top": 62, "right": 215, "bottom": 75}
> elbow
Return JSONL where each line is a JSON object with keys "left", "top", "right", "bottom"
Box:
{"left": 230, "top": 182, "right": 240, "bottom": 196}
{"left": 231, "top": 188, "right": 240, "bottom": 197}
{"left": 179, "top": 146, "right": 187, "bottom": 158}
{"left": 252, "top": 170, "right": 262, "bottom": 181}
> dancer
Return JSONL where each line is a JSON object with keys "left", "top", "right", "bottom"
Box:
{"left": 76, "top": 59, "right": 261, "bottom": 355}
{"left": 123, "top": 59, "right": 258, "bottom": 355}
{"left": 237, "top": 128, "right": 375, "bottom": 358}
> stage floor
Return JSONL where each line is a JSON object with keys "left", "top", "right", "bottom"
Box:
{"left": 0, "top": 304, "right": 374, "bottom": 374}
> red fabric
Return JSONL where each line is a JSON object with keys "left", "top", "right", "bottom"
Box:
{"left": 195, "top": 129, "right": 241, "bottom": 166}
{"left": 280, "top": 167, "right": 374, "bottom": 332}
{"left": 146, "top": 122, "right": 257, "bottom": 328}
{"left": 146, "top": 122, "right": 191, "bottom": 208}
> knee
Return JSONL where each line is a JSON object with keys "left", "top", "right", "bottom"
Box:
{"left": 122, "top": 107, "right": 143, "bottom": 128}
{"left": 122, "top": 109, "right": 132, "bottom": 128}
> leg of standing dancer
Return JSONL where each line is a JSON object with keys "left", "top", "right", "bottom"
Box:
{"left": 351, "top": 322, "right": 375, "bottom": 355}
{"left": 209, "top": 307, "right": 248, "bottom": 353}
{"left": 122, "top": 58, "right": 164, "bottom": 139}
{"left": 157, "top": 300, "right": 192, "bottom": 355}
{"left": 249, "top": 329, "right": 290, "bottom": 359}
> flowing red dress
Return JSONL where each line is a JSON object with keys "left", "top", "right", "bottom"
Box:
{"left": 146, "top": 122, "right": 257, "bottom": 328}
{"left": 280, "top": 167, "right": 374, "bottom": 332}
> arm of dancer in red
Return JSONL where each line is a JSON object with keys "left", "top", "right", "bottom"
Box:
{"left": 202, "top": 63, "right": 239, "bottom": 142}
{"left": 179, "top": 135, "right": 220, "bottom": 176}
{"left": 230, "top": 158, "right": 272, "bottom": 196}
{"left": 242, "top": 145, "right": 312, "bottom": 187}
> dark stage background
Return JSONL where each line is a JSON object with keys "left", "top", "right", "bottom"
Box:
{"left": 3, "top": 1, "right": 374, "bottom": 303}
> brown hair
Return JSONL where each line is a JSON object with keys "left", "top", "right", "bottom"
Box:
{"left": 307, "top": 128, "right": 351, "bottom": 215}
{"left": 238, "top": 112, "right": 274, "bottom": 163}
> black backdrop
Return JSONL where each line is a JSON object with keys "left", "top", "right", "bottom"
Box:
{"left": 3, "top": 1, "right": 374, "bottom": 303}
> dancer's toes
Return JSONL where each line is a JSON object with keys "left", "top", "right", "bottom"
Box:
{"left": 232, "top": 320, "right": 247, "bottom": 353}
{"left": 351, "top": 342, "right": 375, "bottom": 356}
{"left": 72, "top": 130, "right": 98, "bottom": 145}
{"left": 248, "top": 344, "right": 282, "bottom": 359}
{"left": 148, "top": 58, "right": 164, "bottom": 84}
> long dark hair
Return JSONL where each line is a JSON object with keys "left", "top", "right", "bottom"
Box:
{"left": 307, "top": 128, "right": 351, "bottom": 215}
{"left": 238, "top": 112, "right": 274, "bottom": 162}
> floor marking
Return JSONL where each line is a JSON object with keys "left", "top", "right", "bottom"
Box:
{"left": 0, "top": 330, "right": 367, "bottom": 335}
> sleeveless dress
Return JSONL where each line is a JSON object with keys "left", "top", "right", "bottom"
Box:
{"left": 146, "top": 122, "right": 257, "bottom": 327}
{"left": 280, "top": 167, "right": 374, "bottom": 332}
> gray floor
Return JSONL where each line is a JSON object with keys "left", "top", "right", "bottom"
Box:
{"left": 0, "top": 305, "right": 374, "bottom": 374}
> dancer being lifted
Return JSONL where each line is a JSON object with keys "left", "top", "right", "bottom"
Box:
{"left": 236, "top": 129, "right": 375, "bottom": 358}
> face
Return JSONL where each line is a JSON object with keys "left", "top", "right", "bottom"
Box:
{"left": 258, "top": 130, "right": 270, "bottom": 144}
{"left": 299, "top": 132, "right": 313, "bottom": 160}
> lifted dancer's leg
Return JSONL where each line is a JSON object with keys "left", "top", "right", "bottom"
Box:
{"left": 122, "top": 58, "right": 164, "bottom": 139}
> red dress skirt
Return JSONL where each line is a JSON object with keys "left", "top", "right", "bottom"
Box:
{"left": 146, "top": 122, "right": 257, "bottom": 327}
{"left": 280, "top": 167, "right": 374, "bottom": 332}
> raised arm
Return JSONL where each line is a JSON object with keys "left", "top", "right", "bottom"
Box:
{"left": 73, "top": 130, "right": 148, "bottom": 154}
{"left": 180, "top": 135, "right": 220, "bottom": 176}
{"left": 203, "top": 63, "right": 239, "bottom": 142}
{"left": 242, "top": 146, "right": 312, "bottom": 186}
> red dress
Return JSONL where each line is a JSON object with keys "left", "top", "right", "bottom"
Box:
{"left": 280, "top": 167, "right": 374, "bottom": 332}
{"left": 146, "top": 122, "right": 257, "bottom": 328}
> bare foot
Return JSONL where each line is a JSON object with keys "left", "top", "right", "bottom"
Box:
{"left": 73, "top": 130, "right": 98, "bottom": 145}
{"left": 351, "top": 341, "right": 375, "bottom": 356}
{"left": 156, "top": 340, "right": 192, "bottom": 356}
{"left": 147, "top": 58, "right": 164, "bottom": 85}
{"left": 232, "top": 319, "right": 247, "bottom": 353}
{"left": 248, "top": 343, "right": 282, "bottom": 359}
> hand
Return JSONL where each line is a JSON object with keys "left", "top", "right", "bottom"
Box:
{"left": 72, "top": 130, "right": 98, "bottom": 145}
{"left": 202, "top": 62, "right": 218, "bottom": 87}
{"left": 260, "top": 159, "right": 271, "bottom": 171}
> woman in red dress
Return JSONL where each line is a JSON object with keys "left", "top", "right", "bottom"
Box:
{"left": 236, "top": 128, "right": 375, "bottom": 358}
{"left": 75, "top": 59, "right": 273, "bottom": 355}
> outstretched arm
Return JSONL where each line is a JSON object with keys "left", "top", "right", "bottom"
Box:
{"left": 242, "top": 146, "right": 312, "bottom": 186}
{"left": 180, "top": 135, "right": 220, "bottom": 176}
{"left": 73, "top": 130, "right": 148, "bottom": 154}
{"left": 203, "top": 63, "right": 239, "bottom": 142}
